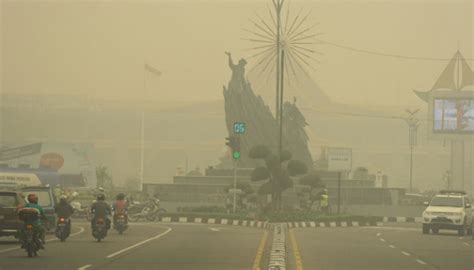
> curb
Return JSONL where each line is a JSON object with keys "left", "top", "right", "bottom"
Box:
{"left": 155, "top": 216, "right": 270, "bottom": 228}
{"left": 382, "top": 217, "right": 422, "bottom": 223}
{"left": 286, "top": 220, "right": 382, "bottom": 228}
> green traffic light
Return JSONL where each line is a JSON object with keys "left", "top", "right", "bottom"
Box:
{"left": 233, "top": 151, "right": 241, "bottom": 159}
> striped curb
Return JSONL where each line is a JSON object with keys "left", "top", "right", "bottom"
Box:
{"left": 152, "top": 216, "right": 270, "bottom": 228}
{"left": 286, "top": 220, "right": 382, "bottom": 228}
{"left": 268, "top": 223, "right": 287, "bottom": 270}
{"left": 383, "top": 217, "right": 423, "bottom": 223}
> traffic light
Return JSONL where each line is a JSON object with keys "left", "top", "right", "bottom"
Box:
{"left": 225, "top": 136, "right": 241, "bottom": 160}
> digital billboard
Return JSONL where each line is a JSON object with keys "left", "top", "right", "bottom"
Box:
{"left": 433, "top": 98, "right": 474, "bottom": 134}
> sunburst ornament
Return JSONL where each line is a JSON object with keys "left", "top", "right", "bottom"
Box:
{"left": 242, "top": 0, "right": 322, "bottom": 155}
{"left": 243, "top": 0, "right": 323, "bottom": 84}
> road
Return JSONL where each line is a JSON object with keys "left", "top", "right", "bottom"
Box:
{"left": 0, "top": 221, "right": 266, "bottom": 270}
{"left": 290, "top": 222, "right": 473, "bottom": 270}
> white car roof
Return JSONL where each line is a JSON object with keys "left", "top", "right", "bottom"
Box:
{"left": 434, "top": 194, "right": 463, "bottom": 198}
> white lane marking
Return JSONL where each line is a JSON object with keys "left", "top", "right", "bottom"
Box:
{"left": 0, "top": 226, "right": 85, "bottom": 254}
{"left": 106, "top": 227, "right": 172, "bottom": 258}
{"left": 77, "top": 265, "right": 92, "bottom": 270}
{"left": 379, "top": 238, "right": 386, "bottom": 242}
{"left": 458, "top": 237, "right": 464, "bottom": 240}
{"left": 401, "top": 251, "right": 411, "bottom": 256}
{"left": 0, "top": 246, "right": 22, "bottom": 254}
{"left": 376, "top": 233, "right": 381, "bottom": 237}
{"left": 209, "top": 227, "right": 220, "bottom": 232}
{"left": 416, "top": 259, "right": 427, "bottom": 265}
{"left": 463, "top": 242, "right": 470, "bottom": 247}
{"left": 389, "top": 245, "right": 396, "bottom": 249}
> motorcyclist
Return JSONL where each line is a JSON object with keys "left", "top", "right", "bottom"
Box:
{"left": 54, "top": 195, "right": 74, "bottom": 236}
{"left": 90, "top": 194, "right": 112, "bottom": 230}
{"left": 20, "top": 194, "right": 47, "bottom": 249}
{"left": 112, "top": 193, "right": 128, "bottom": 224}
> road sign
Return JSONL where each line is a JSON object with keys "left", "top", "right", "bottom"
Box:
{"left": 233, "top": 122, "right": 246, "bottom": 134}
{"left": 327, "top": 147, "right": 352, "bottom": 172}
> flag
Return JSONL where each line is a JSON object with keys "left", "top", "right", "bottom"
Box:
{"left": 144, "top": 64, "right": 162, "bottom": 76}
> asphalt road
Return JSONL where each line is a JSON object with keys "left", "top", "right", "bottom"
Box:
{"left": 291, "top": 222, "right": 473, "bottom": 270}
{"left": 0, "top": 221, "right": 266, "bottom": 270}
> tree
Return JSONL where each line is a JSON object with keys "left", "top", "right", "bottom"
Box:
{"left": 299, "top": 173, "right": 325, "bottom": 210}
{"left": 96, "top": 165, "right": 114, "bottom": 190}
{"left": 249, "top": 144, "right": 308, "bottom": 211}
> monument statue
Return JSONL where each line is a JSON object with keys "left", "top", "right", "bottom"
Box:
{"left": 222, "top": 52, "right": 313, "bottom": 167}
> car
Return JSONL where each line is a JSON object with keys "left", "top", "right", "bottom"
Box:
{"left": 0, "top": 189, "right": 26, "bottom": 238}
{"left": 422, "top": 190, "right": 472, "bottom": 236}
{"left": 21, "top": 186, "right": 57, "bottom": 232}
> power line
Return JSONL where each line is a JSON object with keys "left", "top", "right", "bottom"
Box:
{"left": 316, "top": 39, "right": 474, "bottom": 61}
{"left": 302, "top": 107, "right": 430, "bottom": 121}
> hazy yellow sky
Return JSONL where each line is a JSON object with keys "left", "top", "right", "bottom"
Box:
{"left": 1, "top": 0, "right": 473, "bottom": 106}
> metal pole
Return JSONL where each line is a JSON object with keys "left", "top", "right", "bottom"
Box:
{"left": 279, "top": 49, "right": 285, "bottom": 153}
{"left": 337, "top": 171, "right": 341, "bottom": 214}
{"left": 409, "top": 145, "right": 413, "bottom": 191}
{"left": 461, "top": 140, "right": 465, "bottom": 190}
{"left": 274, "top": 0, "right": 282, "bottom": 149}
{"left": 233, "top": 160, "right": 237, "bottom": 213}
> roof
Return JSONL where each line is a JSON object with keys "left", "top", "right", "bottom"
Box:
{"left": 414, "top": 51, "right": 474, "bottom": 102}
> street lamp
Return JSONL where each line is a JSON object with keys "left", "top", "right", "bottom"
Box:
{"left": 404, "top": 109, "right": 420, "bottom": 191}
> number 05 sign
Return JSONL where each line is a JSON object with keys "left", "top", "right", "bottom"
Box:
{"left": 233, "top": 122, "right": 246, "bottom": 134}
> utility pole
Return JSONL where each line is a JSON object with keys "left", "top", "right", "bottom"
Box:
{"left": 404, "top": 109, "right": 420, "bottom": 192}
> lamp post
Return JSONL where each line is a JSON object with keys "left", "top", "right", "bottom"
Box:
{"left": 404, "top": 109, "right": 420, "bottom": 191}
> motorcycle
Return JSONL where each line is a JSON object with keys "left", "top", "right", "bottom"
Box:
{"left": 113, "top": 213, "right": 128, "bottom": 234}
{"left": 22, "top": 223, "right": 40, "bottom": 257}
{"left": 128, "top": 199, "right": 166, "bottom": 222}
{"left": 92, "top": 218, "right": 108, "bottom": 242}
{"left": 55, "top": 217, "right": 70, "bottom": 242}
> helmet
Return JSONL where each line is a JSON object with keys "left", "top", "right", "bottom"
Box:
{"left": 116, "top": 193, "right": 125, "bottom": 200}
{"left": 27, "top": 194, "right": 38, "bottom": 204}
{"left": 97, "top": 194, "right": 105, "bottom": 201}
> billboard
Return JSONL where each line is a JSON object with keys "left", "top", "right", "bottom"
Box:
{"left": 428, "top": 91, "right": 474, "bottom": 140}
{"left": 433, "top": 98, "right": 474, "bottom": 134}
